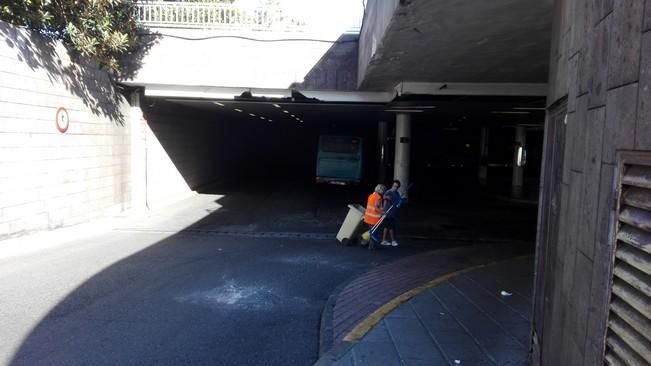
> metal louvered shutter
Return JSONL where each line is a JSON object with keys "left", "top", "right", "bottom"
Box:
{"left": 605, "top": 153, "right": 651, "bottom": 365}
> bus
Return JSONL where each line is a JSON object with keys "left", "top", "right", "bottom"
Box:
{"left": 316, "top": 135, "right": 363, "bottom": 185}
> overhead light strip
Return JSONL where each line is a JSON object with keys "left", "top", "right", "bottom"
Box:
{"left": 385, "top": 109, "right": 424, "bottom": 113}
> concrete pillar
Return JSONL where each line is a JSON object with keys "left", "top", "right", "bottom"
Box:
{"left": 511, "top": 126, "right": 526, "bottom": 199}
{"left": 394, "top": 113, "right": 411, "bottom": 198}
{"left": 130, "top": 91, "right": 147, "bottom": 211}
{"left": 478, "top": 126, "right": 488, "bottom": 187}
{"left": 377, "top": 120, "right": 388, "bottom": 183}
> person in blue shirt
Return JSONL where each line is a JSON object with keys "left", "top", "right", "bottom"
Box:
{"left": 380, "top": 179, "right": 402, "bottom": 247}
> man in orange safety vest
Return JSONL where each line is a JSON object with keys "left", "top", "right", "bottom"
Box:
{"left": 363, "top": 184, "right": 386, "bottom": 226}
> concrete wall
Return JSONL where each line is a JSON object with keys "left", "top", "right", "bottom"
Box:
{"left": 290, "top": 33, "right": 359, "bottom": 91}
{"left": 143, "top": 100, "right": 232, "bottom": 205}
{"left": 357, "top": 0, "right": 399, "bottom": 89}
{"left": 0, "top": 21, "right": 132, "bottom": 239}
{"left": 126, "top": 28, "right": 358, "bottom": 91}
{"left": 534, "top": 0, "right": 651, "bottom": 364}
{"left": 358, "top": 0, "right": 551, "bottom": 90}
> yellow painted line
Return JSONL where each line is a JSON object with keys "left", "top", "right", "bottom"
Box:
{"left": 342, "top": 262, "right": 496, "bottom": 342}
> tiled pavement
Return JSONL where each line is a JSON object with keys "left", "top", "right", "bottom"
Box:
{"left": 328, "top": 245, "right": 527, "bottom": 344}
{"left": 319, "top": 256, "right": 533, "bottom": 366}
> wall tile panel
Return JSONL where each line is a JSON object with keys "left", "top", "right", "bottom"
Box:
{"left": 602, "top": 83, "right": 638, "bottom": 164}
{"left": 588, "top": 16, "right": 612, "bottom": 108}
{"left": 636, "top": 31, "right": 651, "bottom": 149}
{"left": 607, "top": 0, "right": 644, "bottom": 88}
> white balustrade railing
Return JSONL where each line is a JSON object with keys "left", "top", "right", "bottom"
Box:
{"left": 135, "top": 1, "right": 362, "bottom": 33}
{"left": 135, "top": 2, "right": 309, "bottom": 31}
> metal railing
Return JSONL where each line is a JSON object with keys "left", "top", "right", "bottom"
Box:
{"left": 135, "top": 2, "right": 309, "bottom": 31}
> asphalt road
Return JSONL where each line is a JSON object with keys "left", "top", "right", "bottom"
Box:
{"left": 0, "top": 192, "right": 425, "bottom": 366}
{"left": 0, "top": 182, "right": 535, "bottom": 366}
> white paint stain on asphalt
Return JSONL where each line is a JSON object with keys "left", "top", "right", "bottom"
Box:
{"left": 274, "top": 255, "right": 362, "bottom": 270}
{"left": 175, "top": 283, "right": 279, "bottom": 309}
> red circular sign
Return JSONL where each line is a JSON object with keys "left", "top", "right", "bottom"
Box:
{"left": 55, "top": 107, "right": 69, "bottom": 133}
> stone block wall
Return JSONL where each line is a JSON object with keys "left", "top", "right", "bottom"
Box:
{"left": 291, "top": 33, "right": 359, "bottom": 91}
{"left": 535, "top": 0, "right": 651, "bottom": 364}
{"left": 0, "top": 21, "right": 132, "bottom": 239}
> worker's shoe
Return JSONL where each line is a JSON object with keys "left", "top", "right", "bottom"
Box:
{"left": 391, "top": 241, "right": 399, "bottom": 247}
{"left": 380, "top": 240, "right": 391, "bottom": 246}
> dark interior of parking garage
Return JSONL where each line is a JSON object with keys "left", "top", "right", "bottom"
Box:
{"left": 143, "top": 95, "right": 545, "bottom": 243}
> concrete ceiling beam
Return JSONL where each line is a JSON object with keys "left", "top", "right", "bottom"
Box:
{"left": 394, "top": 82, "right": 547, "bottom": 97}
{"left": 136, "top": 83, "right": 394, "bottom": 103}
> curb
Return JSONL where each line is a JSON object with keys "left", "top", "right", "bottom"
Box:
{"left": 494, "top": 194, "right": 538, "bottom": 205}
{"left": 342, "top": 262, "right": 493, "bottom": 342}
{"left": 314, "top": 253, "right": 532, "bottom": 365}
{"left": 313, "top": 263, "right": 492, "bottom": 366}
{"left": 318, "top": 276, "right": 355, "bottom": 358}
{"left": 315, "top": 244, "right": 467, "bottom": 358}
{"left": 314, "top": 340, "right": 356, "bottom": 366}
{"left": 400, "top": 235, "right": 532, "bottom": 245}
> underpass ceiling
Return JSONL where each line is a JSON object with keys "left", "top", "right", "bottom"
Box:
{"left": 160, "top": 96, "right": 545, "bottom": 127}
{"left": 164, "top": 99, "right": 385, "bottom": 124}
{"left": 359, "top": 0, "right": 553, "bottom": 90}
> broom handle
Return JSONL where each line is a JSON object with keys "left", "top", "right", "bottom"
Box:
{"left": 370, "top": 204, "right": 394, "bottom": 233}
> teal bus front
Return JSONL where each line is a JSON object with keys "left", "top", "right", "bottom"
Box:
{"left": 316, "top": 136, "right": 363, "bottom": 185}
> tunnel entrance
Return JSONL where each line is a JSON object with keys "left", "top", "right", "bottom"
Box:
{"left": 146, "top": 98, "right": 383, "bottom": 186}
{"left": 142, "top": 95, "right": 544, "bottom": 244}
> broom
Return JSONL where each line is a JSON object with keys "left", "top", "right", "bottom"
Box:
{"left": 361, "top": 204, "right": 395, "bottom": 242}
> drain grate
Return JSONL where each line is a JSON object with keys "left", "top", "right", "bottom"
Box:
{"left": 115, "top": 227, "right": 335, "bottom": 240}
{"left": 184, "top": 230, "right": 335, "bottom": 240}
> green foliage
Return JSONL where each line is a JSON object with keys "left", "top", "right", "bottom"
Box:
{"left": 0, "top": 0, "right": 140, "bottom": 73}
{"left": 180, "top": 0, "right": 234, "bottom": 3}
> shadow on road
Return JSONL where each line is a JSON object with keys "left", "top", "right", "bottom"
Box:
{"left": 6, "top": 185, "right": 425, "bottom": 366}
{"left": 7, "top": 181, "right": 536, "bottom": 365}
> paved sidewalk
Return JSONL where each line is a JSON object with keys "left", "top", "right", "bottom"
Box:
{"left": 324, "top": 245, "right": 528, "bottom": 346}
{"left": 318, "top": 256, "right": 533, "bottom": 366}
